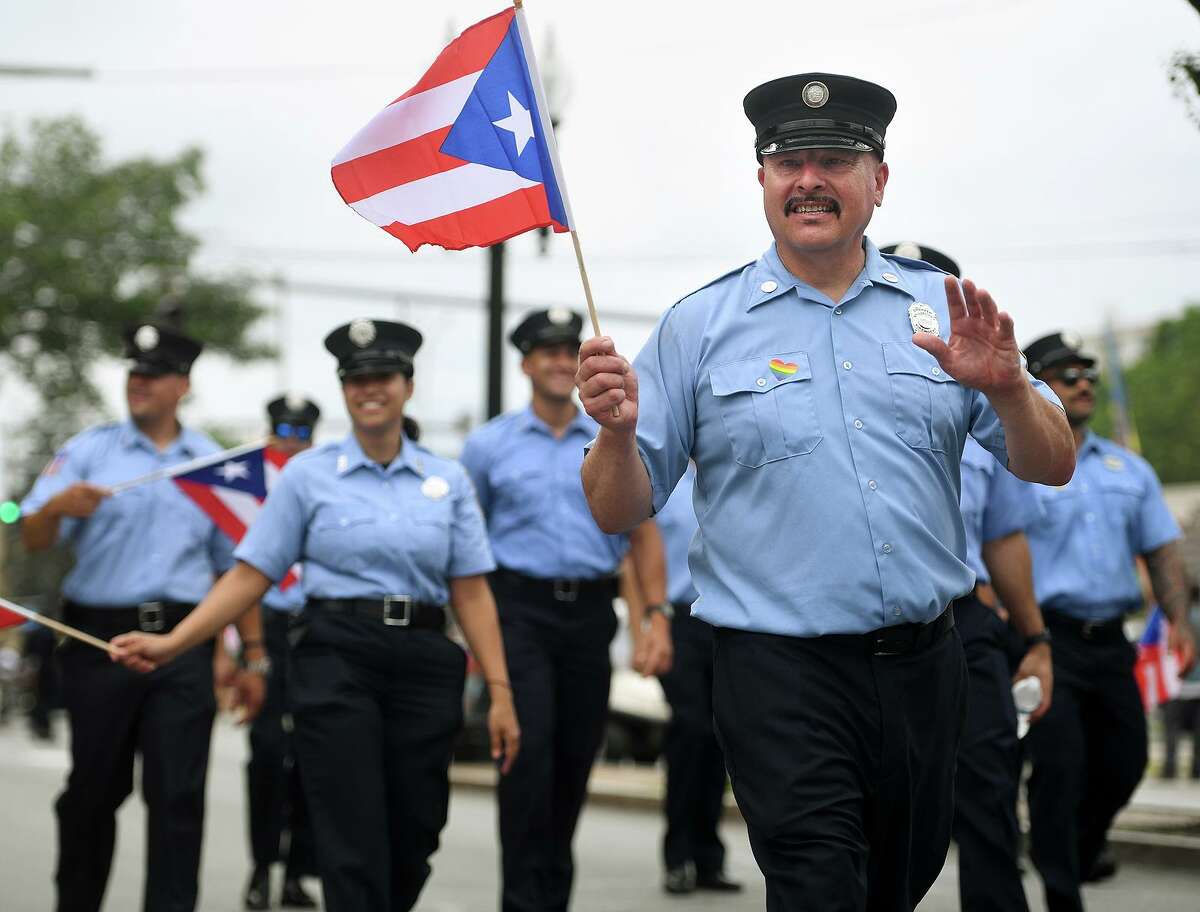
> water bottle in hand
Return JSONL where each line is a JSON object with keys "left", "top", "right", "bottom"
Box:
{"left": 1012, "top": 676, "right": 1042, "bottom": 739}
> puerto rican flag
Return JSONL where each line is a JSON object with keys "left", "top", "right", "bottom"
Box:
{"left": 1135, "top": 606, "right": 1182, "bottom": 710}
{"left": 174, "top": 446, "right": 300, "bottom": 591}
{"left": 331, "top": 6, "right": 574, "bottom": 252}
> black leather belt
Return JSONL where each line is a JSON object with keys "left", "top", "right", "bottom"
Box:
{"left": 63, "top": 600, "right": 194, "bottom": 634}
{"left": 492, "top": 567, "right": 619, "bottom": 603}
{"left": 825, "top": 605, "right": 955, "bottom": 656}
{"left": 1045, "top": 611, "right": 1126, "bottom": 643}
{"left": 307, "top": 597, "right": 446, "bottom": 630}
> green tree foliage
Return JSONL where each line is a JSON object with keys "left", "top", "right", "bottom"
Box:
{"left": 1093, "top": 305, "right": 1200, "bottom": 483}
{"left": 0, "top": 117, "right": 270, "bottom": 596}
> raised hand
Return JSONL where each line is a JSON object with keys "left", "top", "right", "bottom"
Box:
{"left": 576, "top": 336, "right": 639, "bottom": 432}
{"left": 913, "top": 277, "right": 1026, "bottom": 399}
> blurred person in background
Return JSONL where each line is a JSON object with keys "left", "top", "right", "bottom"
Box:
{"left": 1162, "top": 584, "right": 1200, "bottom": 781}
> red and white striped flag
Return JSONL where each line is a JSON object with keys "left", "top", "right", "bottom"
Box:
{"left": 331, "top": 5, "right": 574, "bottom": 252}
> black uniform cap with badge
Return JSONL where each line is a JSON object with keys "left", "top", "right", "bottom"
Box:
{"left": 324, "top": 318, "right": 423, "bottom": 380}
{"left": 267, "top": 393, "right": 321, "bottom": 441}
{"left": 509, "top": 308, "right": 584, "bottom": 355}
{"left": 1022, "top": 332, "right": 1098, "bottom": 380}
{"left": 880, "top": 242, "right": 961, "bottom": 279}
{"left": 122, "top": 323, "right": 203, "bottom": 376}
{"left": 743, "top": 73, "right": 898, "bottom": 163}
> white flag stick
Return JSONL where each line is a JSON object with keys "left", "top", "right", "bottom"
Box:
{"left": 514, "top": 1, "right": 618, "bottom": 414}
{"left": 108, "top": 438, "right": 270, "bottom": 495}
{"left": 0, "top": 596, "right": 114, "bottom": 654}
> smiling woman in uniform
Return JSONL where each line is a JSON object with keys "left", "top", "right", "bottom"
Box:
{"left": 111, "top": 317, "right": 520, "bottom": 912}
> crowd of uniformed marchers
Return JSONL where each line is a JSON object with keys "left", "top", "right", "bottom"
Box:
{"left": 16, "top": 70, "right": 1196, "bottom": 912}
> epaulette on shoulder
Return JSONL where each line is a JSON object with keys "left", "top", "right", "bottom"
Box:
{"left": 673, "top": 260, "right": 756, "bottom": 307}
{"left": 880, "top": 253, "right": 950, "bottom": 276}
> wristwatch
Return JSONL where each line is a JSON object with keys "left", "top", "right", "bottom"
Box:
{"left": 1024, "top": 629, "right": 1052, "bottom": 650}
{"left": 645, "top": 603, "right": 675, "bottom": 620}
{"left": 241, "top": 655, "right": 273, "bottom": 676}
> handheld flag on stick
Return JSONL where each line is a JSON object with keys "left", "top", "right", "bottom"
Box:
{"left": 0, "top": 596, "right": 114, "bottom": 654}
{"left": 109, "top": 439, "right": 270, "bottom": 495}
{"left": 170, "top": 445, "right": 301, "bottom": 590}
{"left": 1135, "top": 606, "right": 1182, "bottom": 710}
{"left": 331, "top": 1, "right": 609, "bottom": 348}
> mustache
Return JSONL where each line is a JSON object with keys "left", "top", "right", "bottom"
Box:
{"left": 785, "top": 195, "right": 841, "bottom": 216}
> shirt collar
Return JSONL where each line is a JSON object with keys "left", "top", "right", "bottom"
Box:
{"left": 747, "top": 238, "right": 917, "bottom": 312}
{"left": 1079, "top": 432, "right": 1104, "bottom": 458}
{"left": 118, "top": 419, "right": 201, "bottom": 458}
{"left": 519, "top": 404, "right": 593, "bottom": 438}
{"left": 335, "top": 433, "right": 426, "bottom": 478}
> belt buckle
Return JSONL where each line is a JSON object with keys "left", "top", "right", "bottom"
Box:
{"left": 872, "top": 634, "right": 904, "bottom": 657}
{"left": 382, "top": 595, "right": 413, "bottom": 627}
{"left": 1080, "top": 620, "right": 1097, "bottom": 640}
{"left": 553, "top": 579, "right": 579, "bottom": 603}
{"left": 138, "top": 602, "right": 165, "bottom": 632}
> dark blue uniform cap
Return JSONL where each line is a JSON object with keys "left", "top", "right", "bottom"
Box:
{"left": 744, "top": 73, "right": 897, "bottom": 161}
{"left": 121, "top": 323, "right": 203, "bottom": 376}
{"left": 509, "top": 308, "right": 584, "bottom": 355}
{"left": 266, "top": 394, "right": 321, "bottom": 427}
{"left": 324, "top": 318, "right": 423, "bottom": 380}
{"left": 880, "top": 242, "right": 961, "bottom": 278}
{"left": 1023, "top": 332, "right": 1096, "bottom": 376}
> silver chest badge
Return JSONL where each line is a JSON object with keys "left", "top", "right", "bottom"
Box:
{"left": 421, "top": 475, "right": 450, "bottom": 501}
{"left": 908, "top": 302, "right": 939, "bottom": 336}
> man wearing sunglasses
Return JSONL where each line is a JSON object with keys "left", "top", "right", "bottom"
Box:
{"left": 242, "top": 394, "right": 322, "bottom": 909}
{"left": 1021, "top": 333, "right": 1196, "bottom": 912}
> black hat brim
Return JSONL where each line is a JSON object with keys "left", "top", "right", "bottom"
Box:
{"left": 338, "top": 357, "right": 413, "bottom": 380}
{"left": 519, "top": 329, "right": 582, "bottom": 353}
{"left": 128, "top": 359, "right": 184, "bottom": 377}
{"left": 1030, "top": 349, "right": 1096, "bottom": 374}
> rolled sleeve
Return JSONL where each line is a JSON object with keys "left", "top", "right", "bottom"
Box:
{"left": 447, "top": 470, "right": 495, "bottom": 579}
{"left": 631, "top": 308, "right": 696, "bottom": 513}
{"left": 982, "top": 467, "right": 1041, "bottom": 543}
{"left": 234, "top": 467, "right": 307, "bottom": 584}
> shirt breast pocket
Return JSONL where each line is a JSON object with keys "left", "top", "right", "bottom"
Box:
{"left": 407, "top": 502, "right": 452, "bottom": 571}
{"left": 308, "top": 513, "right": 378, "bottom": 574}
{"left": 709, "top": 352, "right": 822, "bottom": 469}
{"left": 492, "top": 466, "right": 548, "bottom": 524}
{"left": 1098, "top": 477, "right": 1142, "bottom": 529}
{"left": 882, "top": 342, "right": 958, "bottom": 453}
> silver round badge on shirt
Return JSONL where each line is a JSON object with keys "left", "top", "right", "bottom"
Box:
{"left": 802, "top": 81, "right": 830, "bottom": 108}
{"left": 348, "top": 318, "right": 377, "bottom": 348}
{"left": 134, "top": 324, "right": 160, "bottom": 352}
{"left": 908, "top": 302, "right": 940, "bottom": 336}
{"left": 421, "top": 475, "right": 450, "bottom": 501}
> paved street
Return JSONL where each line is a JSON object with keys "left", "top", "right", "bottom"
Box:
{"left": 1, "top": 718, "right": 1197, "bottom": 911}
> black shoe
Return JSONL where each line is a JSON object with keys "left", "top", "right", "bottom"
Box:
{"left": 1083, "top": 847, "right": 1118, "bottom": 884}
{"left": 696, "top": 870, "right": 743, "bottom": 892}
{"left": 29, "top": 715, "right": 52, "bottom": 742}
{"left": 281, "top": 877, "right": 319, "bottom": 909}
{"left": 663, "top": 862, "right": 697, "bottom": 895}
{"left": 244, "top": 868, "right": 271, "bottom": 910}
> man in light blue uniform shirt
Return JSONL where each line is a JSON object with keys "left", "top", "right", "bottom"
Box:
{"left": 1021, "top": 332, "right": 1196, "bottom": 912}
{"left": 577, "top": 73, "right": 1075, "bottom": 911}
{"left": 242, "top": 395, "right": 321, "bottom": 911}
{"left": 655, "top": 464, "right": 742, "bottom": 896}
{"left": 461, "top": 308, "right": 670, "bottom": 912}
{"left": 20, "top": 322, "right": 255, "bottom": 912}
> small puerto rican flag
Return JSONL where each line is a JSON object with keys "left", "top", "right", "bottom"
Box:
{"left": 1134, "top": 606, "right": 1182, "bottom": 711}
{"left": 174, "top": 447, "right": 300, "bottom": 590}
{"left": 330, "top": 5, "right": 573, "bottom": 252}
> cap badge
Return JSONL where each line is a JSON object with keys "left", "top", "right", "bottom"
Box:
{"left": 548, "top": 308, "right": 572, "bottom": 326}
{"left": 348, "top": 318, "right": 377, "bottom": 348}
{"left": 760, "top": 141, "right": 780, "bottom": 155}
{"left": 908, "top": 302, "right": 940, "bottom": 336}
{"left": 421, "top": 475, "right": 450, "bottom": 501}
{"left": 802, "top": 81, "right": 830, "bottom": 108}
{"left": 893, "top": 241, "right": 923, "bottom": 259}
{"left": 284, "top": 392, "right": 307, "bottom": 412}
{"left": 134, "top": 324, "right": 159, "bottom": 352}
{"left": 769, "top": 358, "right": 798, "bottom": 379}
{"left": 1062, "top": 332, "right": 1083, "bottom": 351}
{"left": 1103, "top": 455, "right": 1125, "bottom": 472}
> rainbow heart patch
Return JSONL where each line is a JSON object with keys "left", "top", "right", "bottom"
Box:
{"left": 769, "top": 358, "right": 798, "bottom": 379}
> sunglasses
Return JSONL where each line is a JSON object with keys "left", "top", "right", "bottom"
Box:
{"left": 274, "top": 423, "right": 313, "bottom": 440}
{"left": 1056, "top": 367, "right": 1100, "bottom": 387}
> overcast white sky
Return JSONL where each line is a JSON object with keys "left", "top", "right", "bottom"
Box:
{"left": 2, "top": 0, "right": 1199, "bottom": 457}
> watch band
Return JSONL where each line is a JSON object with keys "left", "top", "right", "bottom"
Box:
{"left": 242, "top": 656, "right": 272, "bottom": 676}
{"left": 1024, "top": 629, "right": 1052, "bottom": 650}
{"left": 646, "top": 603, "right": 675, "bottom": 620}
